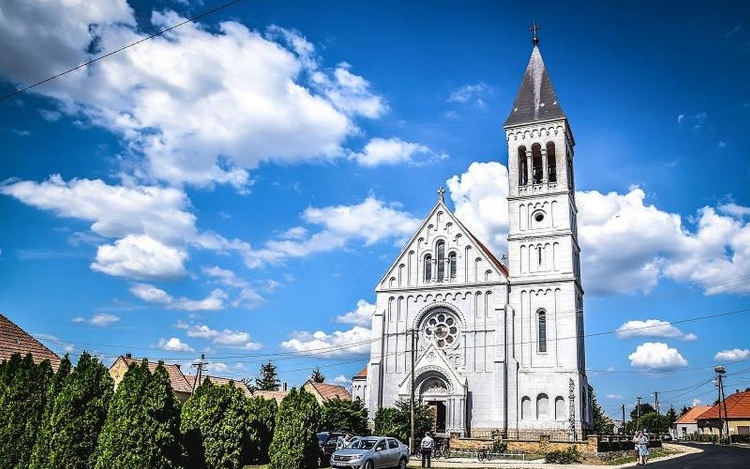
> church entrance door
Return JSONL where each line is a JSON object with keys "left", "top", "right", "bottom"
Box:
{"left": 426, "top": 400, "right": 446, "bottom": 432}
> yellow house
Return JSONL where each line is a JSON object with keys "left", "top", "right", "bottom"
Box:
{"left": 108, "top": 353, "right": 194, "bottom": 403}
{"left": 696, "top": 390, "right": 750, "bottom": 438}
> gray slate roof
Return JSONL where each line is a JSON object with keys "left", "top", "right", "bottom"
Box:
{"left": 504, "top": 45, "right": 566, "bottom": 127}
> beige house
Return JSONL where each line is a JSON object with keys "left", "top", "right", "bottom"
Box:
{"left": 696, "top": 390, "right": 750, "bottom": 438}
{"left": 108, "top": 353, "right": 194, "bottom": 402}
{"left": 303, "top": 379, "right": 351, "bottom": 404}
{"left": 674, "top": 405, "right": 712, "bottom": 438}
{"left": 0, "top": 313, "right": 61, "bottom": 371}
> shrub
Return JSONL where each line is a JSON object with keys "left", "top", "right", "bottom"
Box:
{"left": 545, "top": 446, "right": 582, "bottom": 464}
{"left": 268, "top": 388, "right": 320, "bottom": 469}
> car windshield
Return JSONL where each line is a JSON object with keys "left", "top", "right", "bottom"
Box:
{"left": 349, "top": 438, "right": 378, "bottom": 450}
{"left": 317, "top": 434, "right": 329, "bottom": 444}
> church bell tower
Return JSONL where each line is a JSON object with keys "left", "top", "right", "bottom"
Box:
{"left": 504, "top": 24, "right": 591, "bottom": 436}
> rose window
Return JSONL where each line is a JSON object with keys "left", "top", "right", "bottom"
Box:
{"left": 422, "top": 312, "right": 459, "bottom": 349}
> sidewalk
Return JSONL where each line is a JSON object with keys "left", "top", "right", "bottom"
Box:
{"left": 405, "top": 443, "right": 701, "bottom": 469}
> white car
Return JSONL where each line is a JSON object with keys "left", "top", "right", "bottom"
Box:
{"left": 329, "top": 436, "right": 409, "bottom": 469}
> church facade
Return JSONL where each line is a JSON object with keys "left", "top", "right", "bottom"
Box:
{"left": 351, "top": 38, "right": 593, "bottom": 439}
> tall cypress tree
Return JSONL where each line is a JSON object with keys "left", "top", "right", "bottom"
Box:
{"left": 94, "top": 360, "right": 184, "bottom": 469}
{"left": 247, "top": 396, "right": 277, "bottom": 463}
{"left": 269, "top": 388, "right": 320, "bottom": 469}
{"left": 31, "top": 351, "right": 113, "bottom": 469}
{"left": 255, "top": 361, "right": 280, "bottom": 391}
{"left": 181, "top": 379, "right": 251, "bottom": 469}
{"left": 29, "top": 354, "right": 73, "bottom": 469}
{"left": 0, "top": 353, "right": 53, "bottom": 469}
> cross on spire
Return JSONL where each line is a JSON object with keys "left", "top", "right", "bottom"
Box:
{"left": 530, "top": 21, "right": 540, "bottom": 46}
{"left": 437, "top": 186, "right": 445, "bottom": 203}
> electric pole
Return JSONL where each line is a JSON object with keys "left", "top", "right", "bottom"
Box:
{"left": 654, "top": 391, "right": 660, "bottom": 415}
{"left": 410, "top": 328, "right": 416, "bottom": 453}
{"left": 636, "top": 396, "right": 642, "bottom": 433}
{"left": 621, "top": 405, "right": 626, "bottom": 434}
{"left": 715, "top": 366, "right": 730, "bottom": 444}
{"left": 191, "top": 353, "right": 208, "bottom": 392}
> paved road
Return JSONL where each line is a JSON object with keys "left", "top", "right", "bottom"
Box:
{"left": 646, "top": 443, "right": 750, "bottom": 469}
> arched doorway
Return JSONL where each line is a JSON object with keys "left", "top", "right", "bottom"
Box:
{"left": 419, "top": 374, "right": 450, "bottom": 432}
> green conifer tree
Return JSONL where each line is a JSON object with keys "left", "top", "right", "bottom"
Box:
{"left": 310, "top": 367, "right": 325, "bottom": 383}
{"left": 31, "top": 351, "right": 113, "bottom": 469}
{"left": 247, "top": 395, "right": 277, "bottom": 463}
{"left": 268, "top": 388, "right": 320, "bottom": 469}
{"left": 29, "top": 354, "right": 73, "bottom": 469}
{"left": 0, "top": 353, "right": 53, "bottom": 469}
{"left": 255, "top": 361, "right": 280, "bottom": 391}
{"left": 94, "top": 360, "right": 184, "bottom": 469}
{"left": 181, "top": 379, "right": 252, "bottom": 469}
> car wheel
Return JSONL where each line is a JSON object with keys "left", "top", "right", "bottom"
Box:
{"left": 397, "top": 457, "right": 407, "bottom": 469}
{"left": 364, "top": 460, "right": 373, "bottom": 469}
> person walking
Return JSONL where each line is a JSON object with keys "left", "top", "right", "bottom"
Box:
{"left": 637, "top": 432, "right": 650, "bottom": 465}
{"left": 420, "top": 431, "right": 434, "bottom": 468}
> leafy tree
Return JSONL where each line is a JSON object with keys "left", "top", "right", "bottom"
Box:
{"left": 640, "top": 412, "right": 670, "bottom": 435}
{"left": 30, "top": 352, "right": 113, "bottom": 469}
{"left": 94, "top": 360, "right": 184, "bottom": 469}
{"left": 373, "top": 399, "right": 433, "bottom": 445}
{"left": 591, "top": 393, "right": 614, "bottom": 434}
{"left": 29, "top": 355, "right": 73, "bottom": 469}
{"left": 181, "top": 379, "right": 252, "bottom": 469}
{"left": 247, "top": 395, "right": 277, "bottom": 463}
{"left": 0, "top": 353, "right": 53, "bottom": 469}
{"left": 666, "top": 406, "right": 678, "bottom": 427}
{"left": 320, "top": 396, "right": 368, "bottom": 435}
{"left": 310, "top": 367, "right": 325, "bottom": 383}
{"left": 268, "top": 388, "right": 320, "bottom": 469}
{"left": 255, "top": 361, "right": 280, "bottom": 391}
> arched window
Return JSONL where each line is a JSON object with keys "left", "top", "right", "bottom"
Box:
{"left": 537, "top": 393, "right": 549, "bottom": 419}
{"left": 546, "top": 142, "right": 557, "bottom": 182}
{"left": 521, "top": 396, "right": 531, "bottom": 420}
{"left": 424, "top": 255, "right": 432, "bottom": 282}
{"left": 436, "top": 241, "right": 445, "bottom": 281}
{"left": 532, "top": 143, "right": 543, "bottom": 184}
{"left": 449, "top": 252, "right": 457, "bottom": 279}
{"left": 555, "top": 396, "right": 565, "bottom": 420}
{"left": 538, "top": 309, "right": 547, "bottom": 353}
{"left": 518, "top": 146, "right": 528, "bottom": 186}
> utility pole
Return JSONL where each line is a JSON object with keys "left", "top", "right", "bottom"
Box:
{"left": 654, "top": 391, "right": 660, "bottom": 415}
{"left": 191, "top": 353, "right": 208, "bottom": 392}
{"left": 621, "top": 405, "right": 626, "bottom": 434}
{"left": 715, "top": 366, "right": 730, "bottom": 444}
{"left": 410, "top": 328, "right": 416, "bottom": 453}
{"left": 636, "top": 396, "right": 642, "bottom": 433}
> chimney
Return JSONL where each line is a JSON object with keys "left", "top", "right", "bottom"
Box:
{"left": 125, "top": 353, "right": 132, "bottom": 359}
{"left": 282, "top": 382, "right": 288, "bottom": 392}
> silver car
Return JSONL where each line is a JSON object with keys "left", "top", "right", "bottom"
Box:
{"left": 329, "top": 436, "right": 409, "bottom": 469}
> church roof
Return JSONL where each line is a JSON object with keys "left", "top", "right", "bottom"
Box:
{"left": 352, "top": 365, "right": 367, "bottom": 379}
{"left": 504, "top": 45, "right": 566, "bottom": 127}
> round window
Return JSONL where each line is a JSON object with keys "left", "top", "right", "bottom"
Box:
{"left": 534, "top": 212, "right": 545, "bottom": 223}
{"left": 422, "top": 311, "right": 460, "bottom": 349}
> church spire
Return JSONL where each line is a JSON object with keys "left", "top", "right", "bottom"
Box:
{"left": 503, "top": 24, "right": 566, "bottom": 127}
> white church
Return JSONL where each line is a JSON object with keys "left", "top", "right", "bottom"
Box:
{"left": 351, "top": 34, "right": 593, "bottom": 439}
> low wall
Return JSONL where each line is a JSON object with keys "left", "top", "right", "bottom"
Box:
{"left": 449, "top": 435, "right": 597, "bottom": 454}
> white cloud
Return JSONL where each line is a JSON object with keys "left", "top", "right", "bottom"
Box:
{"left": 714, "top": 348, "right": 750, "bottom": 361}
{"left": 281, "top": 326, "right": 372, "bottom": 357}
{"left": 606, "top": 394, "right": 624, "bottom": 400}
{"left": 616, "top": 319, "right": 695, "bottom": 340}
{"left": 447, "top": 162, "right": 510, "bottom": 256}
{"left": 335, "top": 299, "right": 375, "bottom": 327}
{"left": 92, "top": 234, "right": 188, "bottom": 279}
{"left": 184, "top": 323, "right": 262, "bottom": 350}
{"left": 0, "top": 4, "right": 392, "bottom": 189}
{"left": 159, "top": 337, "right": 193, "bottom": 352}
{"left": 243, "top": 197, "right": 420, "bottom": 268}
{"left": 130, "top": 283, "right": 226, "bottom": 311}
{"left": 628, "top": 342, "right": 688, "bottom": 370}
{"left": 349, "top": 138, "right": 440, "bottom": 167}
{"left": 206, "top": 362, "right": 229, "bottom": 373}
{"left": 333, "top": 374, "right": 351, "bottom": 385}
{"left": 448, "top": 83, "right": 491, "bottom": 107}
{"left": 71, "top": 313, "right": 120, "bottom": 327}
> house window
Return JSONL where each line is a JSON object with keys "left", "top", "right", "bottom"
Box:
{"left": 521, "top": 396, "right": 531, "bottom": 420}
{"left": 424, "top": 255, "right": 432, "bottom": 282}
{"left": 437, "top": 241, "right": 445, "bottom": 281}
{"left": 555, "top": 396, "right": 565, "bottom": 420}
{"left": 449, "top": 252, "right": 457, "bottom": 279}
{"left": 538, "top": 310, "right": 547, "bottom": 353}
{"left": 537, "top": 393, "right": 549, "bottom": 419}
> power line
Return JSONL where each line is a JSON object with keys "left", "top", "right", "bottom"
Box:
{"left": 0, "top": 0, "right": 247, "bottom": 102}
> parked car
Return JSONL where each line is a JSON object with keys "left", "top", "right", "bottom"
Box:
{"left": 661, "top": 434, "right": 673, "bottom": 441}
{"left": 329, "top": 436, "right": 409, "bottom": 469}
{"left": 318, "top": 431, "right": 346, "bottom": 467}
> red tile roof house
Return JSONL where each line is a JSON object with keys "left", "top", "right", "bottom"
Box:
{"left": 108, "top": 353, "right": 194, "bottom": 402}
{"left": 303, "top": 379, "right": 352, "bottom": 404}
{"left": 186, "top": 374, "right": 252, "bottom": 398}
{"left": 696, "top": 390, "right": 750, "bottom": 440}
{"left": 0, "top": 313, "right": 61, "bottom": 371}
{"left": 673, "top": 405, "right": 712, "bottom": 439}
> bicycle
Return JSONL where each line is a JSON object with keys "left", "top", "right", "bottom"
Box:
{"left": 433, "top": 440, "right": 450, "bottom": 459}
{"left": 476, "top": 447, "right": 492, "bottom": 462}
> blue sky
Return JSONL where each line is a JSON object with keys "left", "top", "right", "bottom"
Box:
{"left": 1, "top": 0, "right": 749, "bottom": 419}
